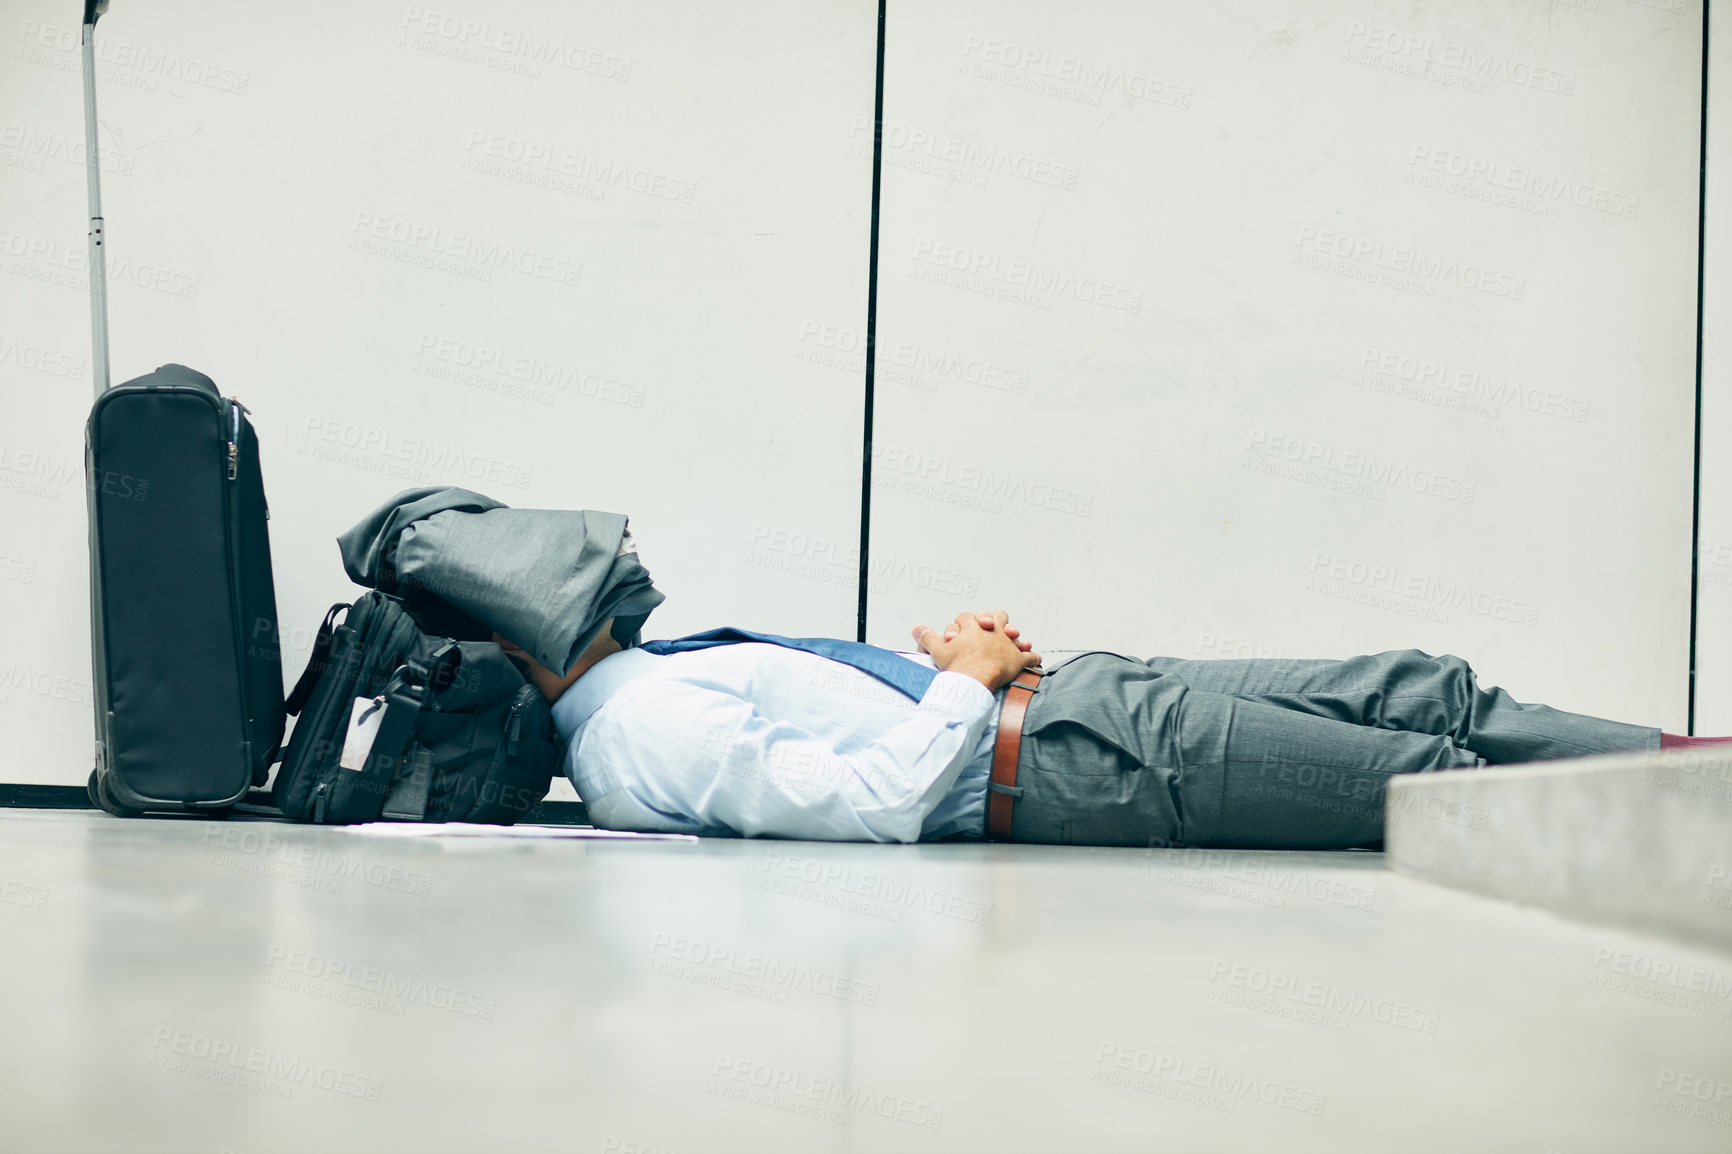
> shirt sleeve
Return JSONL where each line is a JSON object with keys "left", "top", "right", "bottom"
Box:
{"left": 578, "top": 670, "right": 997, "bottom": 843}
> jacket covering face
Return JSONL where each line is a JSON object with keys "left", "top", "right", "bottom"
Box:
{"left": 336, "top": 486, "right": 665, "bottom": 676}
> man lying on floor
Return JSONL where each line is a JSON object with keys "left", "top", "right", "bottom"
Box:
{"left": 495, "top": 611, "right": 1709, "bottom": 849}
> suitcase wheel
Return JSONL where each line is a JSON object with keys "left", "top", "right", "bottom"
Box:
{"left": 87, "top": 768, "right": 146, "bottom": 818}
{"left": 86, "top": 769, "right": 236, "bottom": 820}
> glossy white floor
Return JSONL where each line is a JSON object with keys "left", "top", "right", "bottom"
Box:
{"left": 2, "top": 809, "right": 1728, "bottom": 1153}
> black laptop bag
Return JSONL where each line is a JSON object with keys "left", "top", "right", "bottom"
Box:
{"left": 270, "top": 592, "right": 559, "bottom": 825}
{"left": 86, "top": 364, "right": 286, "bottom": 814}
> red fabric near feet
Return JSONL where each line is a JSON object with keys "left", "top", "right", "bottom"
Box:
{"left": 1660, "top": 733, "right": 1732, "bottom": 749}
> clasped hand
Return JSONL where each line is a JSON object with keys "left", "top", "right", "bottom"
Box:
{"left": 911, "top": 610, "right": 1041, "bottom": 692}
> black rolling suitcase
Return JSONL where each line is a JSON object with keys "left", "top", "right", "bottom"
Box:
{"left": 80, "top": 2, "right": 285, "bottom": 816}
{"left": 86, "top": 367, "right": 285, "bottom": 815}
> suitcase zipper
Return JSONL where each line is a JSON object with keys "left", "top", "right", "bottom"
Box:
{"left": 228, "top": 398, "right": 269, "bottom": 518}
{"left": 220, "top": 395, "right": 251, "bottom": 795}
{"left": 226, "top": 398, "right": 244, "bottom": 480}
{"left": 313, "top": 780, "right": 329, "bottom": 823}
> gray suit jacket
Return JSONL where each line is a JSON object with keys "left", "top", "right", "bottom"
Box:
{"left": 337, "top": 487, "right": 665, "bottom": 676}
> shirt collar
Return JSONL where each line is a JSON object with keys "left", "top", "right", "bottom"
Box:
{"left": 549, "top": 647, "right": 667, "bottom": 739}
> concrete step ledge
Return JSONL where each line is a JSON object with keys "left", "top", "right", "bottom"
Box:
{"left": 1386, "top": 749, "right": 1732, "bottom": 955}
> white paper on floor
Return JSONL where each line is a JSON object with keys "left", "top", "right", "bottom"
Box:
{"left": 344, "top": 823, "right": 698, "bottom": 842}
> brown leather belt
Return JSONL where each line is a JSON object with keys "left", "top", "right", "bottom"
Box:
{"left": 987, "top": 668, "right": 1041, "bottom": 840}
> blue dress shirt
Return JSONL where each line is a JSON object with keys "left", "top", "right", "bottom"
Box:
{"left": 549, "top": 643, "right": 1005, "bottom": 842}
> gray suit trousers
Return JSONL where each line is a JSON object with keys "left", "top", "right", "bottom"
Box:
{"left": 1004, "top": 649, "right": 1661, "bottom": 849}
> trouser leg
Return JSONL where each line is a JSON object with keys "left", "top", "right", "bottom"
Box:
{"left": 1134, "top": 650, "right": 1659, "bottom": 763}
{"left": 1195, "top": 691, "right": 1485, "bottom": 848}
{"left": 1011, "top": 657, "right": 1485, "bottom": 849}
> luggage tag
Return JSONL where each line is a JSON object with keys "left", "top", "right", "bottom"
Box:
{"left": 338, "top": 695, "right": 388, "bottom": 771}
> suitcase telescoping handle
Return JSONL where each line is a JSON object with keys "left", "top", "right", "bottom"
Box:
{"left": 82, "top": 0, "right": 113, "bottom": 397}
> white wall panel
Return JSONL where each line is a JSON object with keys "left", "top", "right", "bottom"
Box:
{"left": 1695, "top": 0, "right": 1732, "bottom": 735}
{"left": 0, "top": 0, "right": 878, "bottom": 785}
{"left": 868, "top": 0, "right": 1701, "bottom": 729}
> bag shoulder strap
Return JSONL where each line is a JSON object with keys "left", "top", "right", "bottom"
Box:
{"left": 284, "top": 602, "right": 352, "bottom": 716}
{"left": 382, "top": 746, "right": 434, "bottom": 821}
{"left": 372, "top": 642, "right": 459, "bottom": 822}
